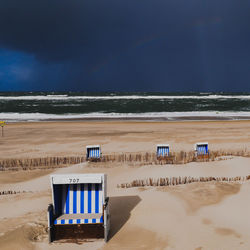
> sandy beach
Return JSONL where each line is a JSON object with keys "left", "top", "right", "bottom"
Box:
{"left": 0, "top": 120, "right": 250, "bottom": 158}
{"left": 0, "top": 120, "right": 250, "bottom": 250}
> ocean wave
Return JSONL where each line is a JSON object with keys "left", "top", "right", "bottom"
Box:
{"left": 46, "top": 94, "right": 68, "bottom": 97}
{"left": 1, "top": 111, "right": 250, "bottom": 121}
{"left": 0, "top": 94, "right": 250, "bottom": 101}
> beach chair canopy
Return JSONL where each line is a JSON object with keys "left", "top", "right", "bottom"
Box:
{"left": 86, "top": 145, "right": 101, "bottom": 158}
{"left": 157, "top": 144, "right": 170, "bottom": 157}
{"left": 195, "top": 142, "right": 209, "bottom": 155}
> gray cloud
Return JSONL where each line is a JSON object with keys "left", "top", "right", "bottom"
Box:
{"left": 0, "top": 0, "right": 250, "bottom": 91}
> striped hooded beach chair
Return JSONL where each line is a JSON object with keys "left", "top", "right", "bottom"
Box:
{"left": 156, "top": 144, "right": 170, "bottom": 158}
{"left": 86, "top": 145, "right": 101, "bottom": 160}
{"left": 47, "top": 173, "right": 110, "bottom": 242}
{"left": 195, "top": 142, "right": 209, "bottom": 156}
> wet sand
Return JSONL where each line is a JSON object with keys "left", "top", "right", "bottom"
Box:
{"left": 0, "top": 120, "right": 250, "bottom": 249}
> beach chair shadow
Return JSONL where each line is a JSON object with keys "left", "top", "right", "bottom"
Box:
{"left": 108, "top": 195, "right": 141, "bottom": 240}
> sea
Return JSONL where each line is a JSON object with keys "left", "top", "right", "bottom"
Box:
{"left": 0, "top": 92, "right": 250, "bottom": 122}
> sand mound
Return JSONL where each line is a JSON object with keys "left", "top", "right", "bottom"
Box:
{"left": 0, "top": 223, "right": 47, "bottom": 250}
{"left": 161, "top": 182, "right": 241, "bottom": 214}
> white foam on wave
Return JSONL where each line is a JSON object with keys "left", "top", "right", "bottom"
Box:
{"left": 46, "top": 95, "right": 68, "bottom": 97}
{"left": 0, "top": 94, "right": 250, "bottom": 101}
{"left": 1, "top": 111, "right": 250, "bottom": 122}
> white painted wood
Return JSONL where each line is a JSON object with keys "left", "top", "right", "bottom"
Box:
{"left": 157, "top": 144, "right": 170, "bottom": 147}
{"left": 194, "top": 142, "right": 209, "bottom": 150}
{"left": 86, "top": 145, "right": 100, "bottom": 149}
{"left": 51, "top": 174, "right": 104, "bottom": 184}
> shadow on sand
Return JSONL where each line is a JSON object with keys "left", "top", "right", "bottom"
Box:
{"left": 108, "top": 195, "right": 141, "bottom": 240}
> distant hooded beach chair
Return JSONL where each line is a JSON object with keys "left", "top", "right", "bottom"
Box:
{"left": 86, "top": 145, "right": 102, "bottom": 161}
{"left": 194, "top": 142, "right": 209, "bottom": 157}
{"left": 47, "top": 173, "right": 110, "bottom": 242}
{"left": 156, "top": 144, "right": 170, "bottom": 158}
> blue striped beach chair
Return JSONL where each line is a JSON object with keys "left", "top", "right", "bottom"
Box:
{"left": 195, "top": 142, "right": 209, "bottom": 156}
{"left": 86, "top": 145, "right": 102, "bottom": 160}
{"left": 47, "top": 173, "right": 110, "bottom": 242}
{"left": 156, "top": 144, "right": 170, "bottom": 158}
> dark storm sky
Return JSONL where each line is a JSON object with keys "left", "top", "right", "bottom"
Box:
{"left": 0, "top": 0, "right": 250, "bottom": 92}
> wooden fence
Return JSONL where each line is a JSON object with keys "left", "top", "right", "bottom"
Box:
{"left": 0, "top": 150, "right": 249, "bottom": 170}
{"left": 118, "top": 175, "right": 250, "bottom": 188}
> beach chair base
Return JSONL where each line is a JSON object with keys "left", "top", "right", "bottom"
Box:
{"left": 52, "top": 224, "right": 104, "bottom": 241}
{"left": 157, "top": 156, "right": 174, "bottom": 164}
{"left": 87, "top": 158, "right": 101, "bottom": 162}
{"left": 196, "top": 154, "right": 209, "bottom": 160}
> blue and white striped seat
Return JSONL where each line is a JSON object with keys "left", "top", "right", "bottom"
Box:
{"left": 157, "top": 144, "right": 170, "bottom": 157}
{"left": 53, "top": 183, "right": 103, "bottom": 225}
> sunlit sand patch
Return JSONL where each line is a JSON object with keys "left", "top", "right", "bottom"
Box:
{"left": 137, "top": 187, "right": 147, "bottom": 192}
{"left": 104, "top": 226, "right": 168, "bottom": 250}
{"left": 158, "top": 182, "right": 241, "bottom": 214}
{"left": 202, "top": 218, "right": 212, "bottom": 225}
{"left": 215, "top": 227, "right": 241, "bottom": 238}
{"left": 0, "top": 223, "right": 47, "bottom": 250}
{"left": 0, "top": 169, "right": 53, "bottom": 184}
